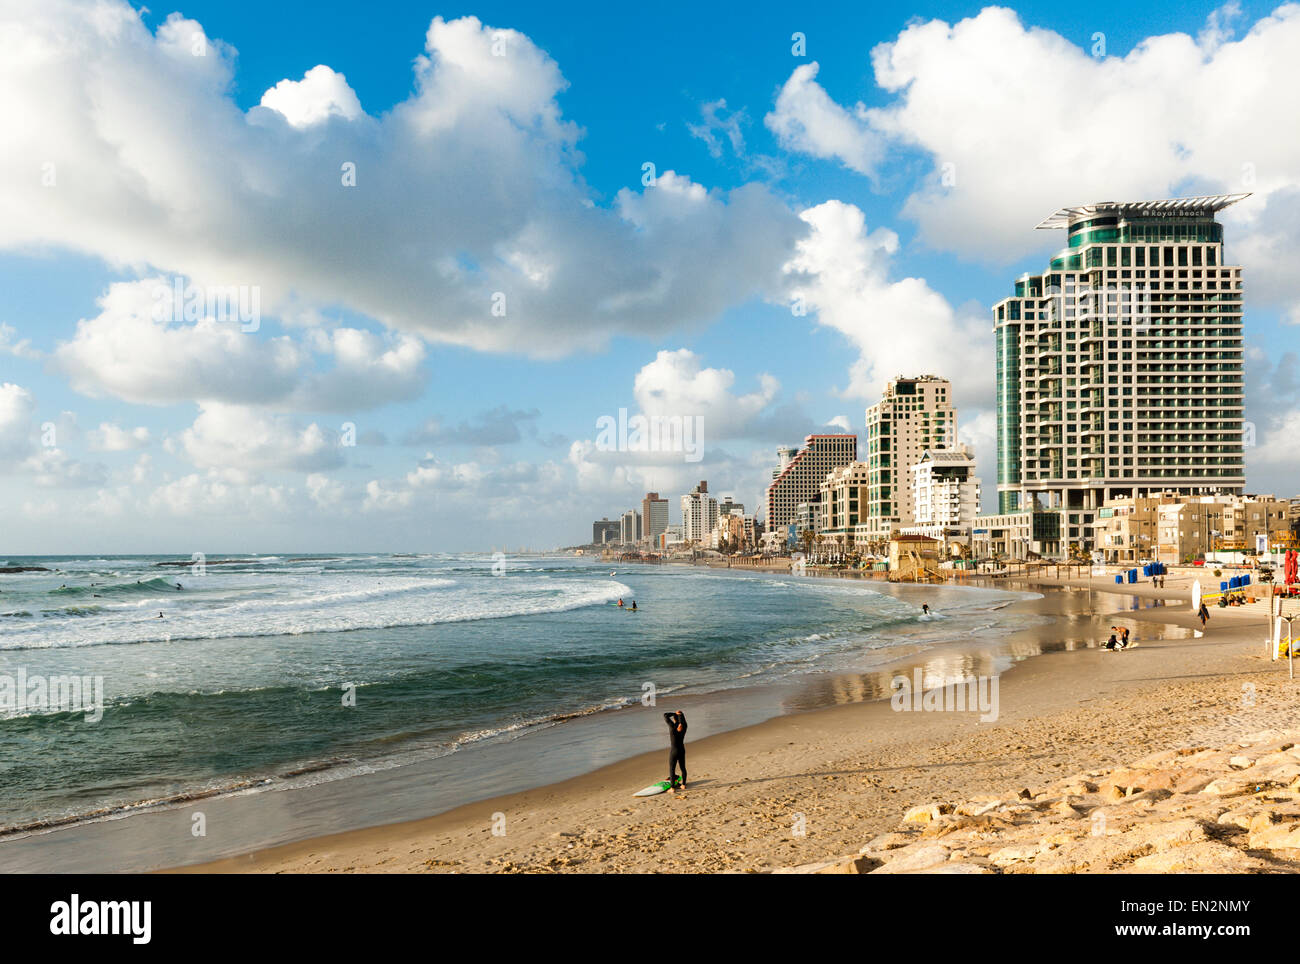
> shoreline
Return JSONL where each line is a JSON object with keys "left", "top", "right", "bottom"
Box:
{"left": 173, "top": 573, "right": 1293, "bottom": 874}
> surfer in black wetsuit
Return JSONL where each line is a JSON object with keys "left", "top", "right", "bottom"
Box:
{"left": 921, "top": 604, "right": 930, "bottom": 616}
{"left": 665, "top": 710, "right": 687, "bottom": 792}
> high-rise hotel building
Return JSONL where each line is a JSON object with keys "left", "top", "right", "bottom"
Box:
{"left": 766, "top": 434, "right": 857, "bottom": 533}
{"left": 863, "top": 376, "right": 957, "bottom": 543}
{"left": 992, "top": 195, "right": 1247, "bottom": 552}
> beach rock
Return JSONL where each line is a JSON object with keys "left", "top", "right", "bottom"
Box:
{"left": 1201, "top": 778, "right": 1256, "bottom": 797}
{"left": 902, "top": 803, "right": 953, "bottom": 824}
{"left": 954, "top": 798, "right": 1002, "bottom": 817}
{"left": 1052, "top": 799, "right": 1084, "bottom": 818}
{"left": 1172, "top": 772, "right": 1217, "bottom": 794}
{"left": 816, "top": 856, "right": 880, "bottom": 874}
{"left": 869, "top": 844, "right": 950, "bottom": 874}
{"left": 1131, "top": 842, "right": 1266, "bottom": 873}
{"left": 1247, "top": 820, "right": 1300, "bottom": 851}
{"left": 1229, "top": 756, "right": 1254, "bottom": 770}
{"left": 859, "top": 833, "right": 914, "bottom": 854}
{"left": 989, "top": 843, "right": 1047, "bottom": 867}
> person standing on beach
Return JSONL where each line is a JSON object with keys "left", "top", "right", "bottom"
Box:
{"left": 665, "top": 710, "right": 687, "bottom": 792}
{"left": 1198, "top": 602, "right": 1210, "bottom": 629}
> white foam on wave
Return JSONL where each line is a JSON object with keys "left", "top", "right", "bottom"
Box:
{"left": 0, "top": 574, "right": 633, "bottom": 650}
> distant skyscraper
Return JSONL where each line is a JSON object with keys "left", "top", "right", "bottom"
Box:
{"left": 993, "top": 195, "right": 1247, "bottom": 551}
{"left": 681, "top": 481, "right": 717, "bottom": 544}
{"left": 766, "top": 435, "right": 857, "bottom": 533}
{"left": 863, "top": 376, "right": 956, "bottom": 542}
{"left": 620, "top": 509, "right": 641, "bottom": 545}
{"left": 641, "top": 492, "right": 669, "bottom": 546}
{"left": 592, "top": 517, "right": 620, "bottom": 545}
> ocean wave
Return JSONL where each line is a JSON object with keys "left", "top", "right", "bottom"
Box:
{"left": 0, "top": 578, "right": 631, "bottom": 650}
{"left": 48, "top": 576, "right": 180, "bottom": 598}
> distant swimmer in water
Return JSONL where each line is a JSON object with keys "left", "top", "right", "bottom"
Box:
{"left": 631, "top": 600, "right": 637, "bottom": 611}
{"left": 922, "top": 604, "right": 931, "bottom": 616}
{"left": 157, "top": 611, "right": 165, "bottom": 618}
{"left": 175, "top": 582, "right": 183, "bottom": 590}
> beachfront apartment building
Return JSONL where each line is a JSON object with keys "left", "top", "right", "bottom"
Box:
{"left": 640, "top": 492, "right": 669, "bottom": 547}
{"left": 902, "top": 446, "right": 982, "bottom": 554}
{"left": 766, "top": 435, "right": 858, "bottom": 534}
{"left": 819, "top": 462, "right": 871, "bottom": 548}
{"left": 681, "top": 481, "right": 718, "bottom": 545}
{"left": 863, "top": 376, "right": 957, "bottom": 545}
{"left": 993, "top": 195, "right": 1248, "bottom": 557}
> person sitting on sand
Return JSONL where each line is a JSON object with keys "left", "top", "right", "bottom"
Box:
{"left": 1105, "top": 633, "right": 1121, "bottom": 651}
{"left": 664, "top": 710, "right": 687, "bottom": 792}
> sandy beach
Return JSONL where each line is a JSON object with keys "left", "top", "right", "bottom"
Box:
{"left": 174, "top": 568, "right": 1300, "bottom": 874}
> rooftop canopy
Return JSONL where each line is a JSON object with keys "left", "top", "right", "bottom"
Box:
{"left": 1036, "top": 194, "right": 1251, "bottom": 230}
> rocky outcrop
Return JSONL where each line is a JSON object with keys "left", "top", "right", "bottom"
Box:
{"left": 772, "top": 729, "right": 1300, "bottom": 874}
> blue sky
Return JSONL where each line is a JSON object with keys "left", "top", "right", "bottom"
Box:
{"left": 1, "top": 0, "right": 1296, "bottom": 552}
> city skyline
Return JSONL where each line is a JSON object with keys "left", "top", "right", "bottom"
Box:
{"left": 4, "top": 0, "right": 1300, "bottom": 553}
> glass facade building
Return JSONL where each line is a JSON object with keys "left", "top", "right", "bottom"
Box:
{"left": 992, "top": 195, "right": 1248, "bottom": 552}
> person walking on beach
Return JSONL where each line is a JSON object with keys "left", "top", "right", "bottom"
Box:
{"left": 1198, "top": 602, "right": 1210, "bottom": 630}
{"left": 665, "top": 710, "right": 687, "bottom": 792}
